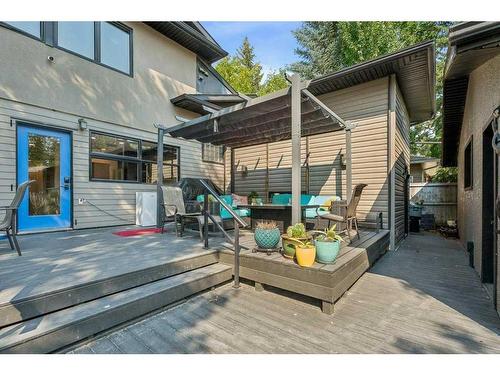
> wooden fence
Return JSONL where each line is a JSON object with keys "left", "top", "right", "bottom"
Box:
{"left": 409, "top": 183, "right": 457, "bottom": 226}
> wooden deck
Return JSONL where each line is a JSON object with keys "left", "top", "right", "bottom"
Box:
{"left": 69, "top": 233, "right": 500, "bottom": 354}
{"left": 0, "top": 225, "right": 228, "bottom": 327}
{"left": 220, "top": 229, "right": 390, "bottom": 313}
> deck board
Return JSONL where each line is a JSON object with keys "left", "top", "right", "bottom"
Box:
{"left": 71, "top": 233, "right": 500, "bottom": 354}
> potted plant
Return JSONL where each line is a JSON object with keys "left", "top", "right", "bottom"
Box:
{"left": 287, "top": 238, "right": 316, "bottom": 267}
{"left": 254, "top": 220, "right": 280, "bottom": 249}
{"left": 311, "top": 224, "right": 343, "bottom": 264}
{"left": 248, "top": 191, "right": 261, "bottom": 205}
{"left": 281, "top": 223, "right": 311, "bottom": 259}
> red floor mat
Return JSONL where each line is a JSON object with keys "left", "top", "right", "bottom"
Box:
{"left": 112, "top": 228, "right": 163, "bottom": 237}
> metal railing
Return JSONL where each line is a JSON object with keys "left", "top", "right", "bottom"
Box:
{"left": 198, "top": 179, "right": 248, "bottom": 288}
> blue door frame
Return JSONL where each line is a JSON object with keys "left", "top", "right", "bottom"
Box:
{"left": 17, "top": 123, "right": 72, "bottom": 232}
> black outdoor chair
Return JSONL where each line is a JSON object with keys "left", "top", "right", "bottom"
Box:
{"left": 0, "top": 180, "right": 34, "bottom": 256}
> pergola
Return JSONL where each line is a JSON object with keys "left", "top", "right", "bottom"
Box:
{"left": 156, "top": 74, "right": 354, "bottom": 225}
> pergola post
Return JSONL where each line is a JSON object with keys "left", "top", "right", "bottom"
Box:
{"left": 291, "top": 74, "right": 302, "bottom": 224}
{"left": 156, "top": 127, "right": 165, "bottom": 228}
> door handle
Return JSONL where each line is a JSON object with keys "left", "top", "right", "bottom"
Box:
{"left": 63, "top": 177, "right": 71, "bottom": 190}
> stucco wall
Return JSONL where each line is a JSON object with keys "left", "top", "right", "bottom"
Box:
{"left": 456, "top": 55, "right": 500, "bottom": 279}
{"left": 0, "top": 22, "right": 225, "bottom": 229}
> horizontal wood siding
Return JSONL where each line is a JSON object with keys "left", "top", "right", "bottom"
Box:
{"left": 230, "top": 78, "right": 389, "bottom": 225}
{"left": 0, "top": 98, "right": 224, "bottom": 230}
{"left": 394, "top": 83, "right": 410, "bottom": 243}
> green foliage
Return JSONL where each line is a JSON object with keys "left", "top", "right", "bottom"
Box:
{"left": 431, "top": 167, "right": 458, "bottom": 183}
{"left": 258, "top": 69, "right": 289, "bottom": 96}
{"left": 215, "top": 38, "right": 288, "bottom": 96}
{"left": 311, "top": 224, "right": 343, "bottom": 242}
{"left": 286, "top": 223, "right": 307, "bottom": 238}
{"left": 248, "top": 191, "right": 259, "bottom": 201}
{"left": 289, "top": 21, "right": 453, "bottom": 158}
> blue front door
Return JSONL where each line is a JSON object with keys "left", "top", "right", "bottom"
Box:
{"left": 17, "top": 124, "right": 72, "bottom": 232}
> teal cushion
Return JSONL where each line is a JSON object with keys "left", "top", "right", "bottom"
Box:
{"left": 271, "top": 194, "right": 291, "bottom": 205}
{"left": 219, "top": 195, "right": 234, "bottom": 219}
{"left": 235, "top": 208, "right": 250, "bottom": 217}
{"left": 301, "top": 194, "right": 314, "bottom": 205}
{"left": 305, "top": 195, "right": 340, "bottom": 218}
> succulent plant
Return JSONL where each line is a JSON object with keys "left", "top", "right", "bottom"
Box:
{"left": 286, "top": 223, "right": 307, "bottom": 238}
{"left": 256, "top": 220, "right": 278, "bottom": 230}
{"left": 311, "top": 224, "right": 343, "bottom": 242}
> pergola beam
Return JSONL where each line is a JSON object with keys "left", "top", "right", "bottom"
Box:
{"left": 196, "top": 106, "right": 318, "bottom": 144}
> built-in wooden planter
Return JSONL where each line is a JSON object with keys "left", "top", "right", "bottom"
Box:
{"left": 219, "top": 230, "right": 389, "bottom": 314}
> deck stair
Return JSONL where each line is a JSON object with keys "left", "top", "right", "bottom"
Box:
{"left": 0, "top": 261, "right": 232, "bottom": 353}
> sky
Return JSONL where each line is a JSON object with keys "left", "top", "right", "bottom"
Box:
{"left": 202, "top": 22, "right": 302, "bottom": 77}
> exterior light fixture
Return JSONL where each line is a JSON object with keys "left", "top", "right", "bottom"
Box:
{"left": 78, "top": 118, "right": 88, "bottom": 131}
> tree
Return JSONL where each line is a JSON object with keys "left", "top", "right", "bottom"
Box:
{"left": 216, "top": 38, "right": 288, "bottom": 96}
{"left": 290, "top": 22, "right": 453, "bottom": 158}
{"left": 258, "top": 69, "right": 289, "bottom": 96}
{"left": 215, "top": 56, "right": 260, "bottom": 94}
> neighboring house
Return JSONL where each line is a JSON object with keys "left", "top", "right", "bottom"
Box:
{"left": 441, "top": 22, "right": 500, "bottom": 313}
{"left": 0, "top": 21, "right": 238, "bottom": 232}
{"left": 410, "top": 155, "right": 440, "bottom": 183}
{"left": 222, "top": 42, "right": 436, "bottom": 248}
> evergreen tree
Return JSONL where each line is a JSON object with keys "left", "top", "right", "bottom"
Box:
{"left": 216, "top": 37, "right": 287, "bottom": 96}
{"left": 289, "top": 21, "right": 453, "bottom": 158}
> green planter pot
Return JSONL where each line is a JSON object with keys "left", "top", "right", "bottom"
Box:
{"left": 254, "top": 228, "right": 280, "bottom": 249}
{"left": 315, "top": 240, "right": 341, "bottom": 264}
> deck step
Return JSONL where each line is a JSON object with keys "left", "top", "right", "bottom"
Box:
{"left": 0, "top": 263, "right": 232, "bottom": 354}
{"left": 0, "top": 251, "right": 219, "bottom": 328}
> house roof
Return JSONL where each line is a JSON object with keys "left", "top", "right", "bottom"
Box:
{"left": 171, "top": 94, "right": 246, "bottom": 115}
{"left": 308, "top": 41, "right": 436, "bottom": 123}
{"left": 144, "top": 22, "right": 227, "bottom": 63}
{"left": 442, "top": 22, "right": 500, "bottom": 167}
{"left": 410, "top": 156, "right": 440, "bottom": 165}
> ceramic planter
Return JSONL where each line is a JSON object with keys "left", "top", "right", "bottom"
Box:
{"left": 281, "top": 234, "right": 311, "bottom": 259}
{"left": 315, "top": 240, "right": 341, "bottom": 264}
{"left": 295, "top": 245, "right": 316, "bottom": 267}
{"left": 254, "top": 227, "right": 280, "bottom": 249}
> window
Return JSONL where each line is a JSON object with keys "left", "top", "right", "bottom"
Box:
{"left": 464, "top": 139, "right": 473, "bottom": 189}
{"left": 90, "top": 132, "right": 179, "bottom": 184}
{"left": 57, "top": 22, "right": 95, "bottom": 59}
{"left": 100, "top": 22, "right": 130, "bottom": 74}
{"left": 4, "top": 22, "right": 41, "bottom": 38}
{"left": 202, "top": 143, "right": 225, "bottom": 164}
{"left": 1, "top": 22, "right": 133, "bottom": 75}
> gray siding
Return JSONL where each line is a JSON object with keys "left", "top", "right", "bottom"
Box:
{"left": 230, "top": 78, "right": 390, "bottom": 226}
{"left": 394, "top": 83, "right": 410, "bottom": 243}
{"left": 0, "top": 100, "right": 224, "bottom": 230}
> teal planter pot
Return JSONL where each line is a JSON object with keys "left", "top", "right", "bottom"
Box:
{"left": 254, "top": 228, "right": 280, "bottom": 249}
{"left": 315, "top": 240, "right": 341, "bottom": 264}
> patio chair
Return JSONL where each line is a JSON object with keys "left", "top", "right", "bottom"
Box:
{"left": 161, "top": 185, "right": 221, "bottom": 239}
{"left": 318, "top": 183, "right": 368, "bottom": 242}
{"left": 1, "top": 180, "right": 35, "bottom": 256}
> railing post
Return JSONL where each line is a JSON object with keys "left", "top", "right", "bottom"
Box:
{"left": 233, "top": 218, "right": 240, "bottom": 288}
{"left": 203, "top": 191, "right": 209, "bottom": 249}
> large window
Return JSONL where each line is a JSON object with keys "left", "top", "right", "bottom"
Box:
{"left": 57, "top": 22, "right": 95, "bottom": 59}
{"left": 202, "top": 143, "right": 225, "bottom": 164}
{"left": 90, "top": 132, "right": 179, "bottom": 184}
{"left": 1, "top": 22, "right": 132, "bottom": 75}
{"left": 464, "top": 139, "right": 473, "bottom": 189}
{"left": 100, "top": 22, "right": 131, "bottom": 74}
{"left": 4, "top": 22, "right": 41, "bottom": 39}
